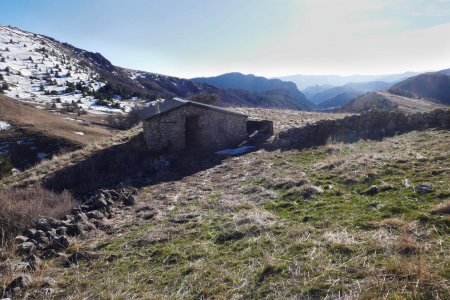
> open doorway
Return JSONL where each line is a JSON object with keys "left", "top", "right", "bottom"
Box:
{"left": 185, "top": 116, "right": 201, "bottom": 148}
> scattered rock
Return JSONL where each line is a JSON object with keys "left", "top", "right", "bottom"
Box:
{"left": 415, "top": 184, "right": 433, "bottom": 194}
{"left": 106, "top": 254, "right": 119, "bottom": 263}
{"left": 17, "top": 242, "right": 36, "bottom": 255}
{"left": 86, "top": 210, "right": 105, "bottom": 220}
{"left": 14, "top": 235, "right": 28, "bottom": 245}
{"left": 23, "top": 254, "right": 41, "bottom": 270}
{"left": 35, "top": 218, "right": 52, "bottom": 232}
{"left": 41, "top": 249, "right": 60, "bottom": 260}
{"left": 25, "top": 228, "right": 37, "bottom": 239}
{"left": 285, "top": 185, "right": 324, "bottom": 200}
{"left": 48, "top": 235, "right": 70, "bottom": 251}
{"left": 324, "top": 184, "right": 333, "bottom": 190}
{"left": 64, "top": 251, "right": 97, "bottom": 267}
{"left": 65, "top": 223, "right": 84, "bottom": 236}
{"left": 123, "top": 195, "right": 136, "bottom": 206}
{"left": 56, "top": 226, "right": 68, "bottom": 236}
{"left": 41, "top": 277, "right": 56, "bottom": 288}
{"left": 365, "top": 185, "right": 379, "bottom": 196}
{"left": 169, "top": 213, "right": 200, "bottom": 224}
{"left": 7, "top": 275, "right": 32, "bottom": 290}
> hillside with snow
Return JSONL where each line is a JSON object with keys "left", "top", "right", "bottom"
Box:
{"left": 0, "top": 26, "right": 130, "bottom": 114}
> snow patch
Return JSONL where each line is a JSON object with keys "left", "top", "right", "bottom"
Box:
{"left": 0, "top": 121, "right": 11, "bottom": 130}
{"left": 73, "top": 131, "right": 84, "bottom": 136}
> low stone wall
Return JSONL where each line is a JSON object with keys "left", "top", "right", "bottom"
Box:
{"left": 274, "top": 108, "right": 450, "bottom": 150}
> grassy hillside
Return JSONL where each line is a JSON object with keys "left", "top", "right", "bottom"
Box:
{"left": 20, "top": 129, "right": 449, "bottom": 299}
{"left": 391, "top": 73, "right": 450, "bottom": 105}
{"left": 0, "top": 94, "right": 112, "bottom": 145}
{"left": 341, "top": 91, "right": 445, "bottom": 113}
{"left": 1, "top": 108, "right": 448, "bottom": 299}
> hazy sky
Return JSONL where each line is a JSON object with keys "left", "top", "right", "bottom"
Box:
{"left": 2, "top": 0, "right": 450, "bottom": 78}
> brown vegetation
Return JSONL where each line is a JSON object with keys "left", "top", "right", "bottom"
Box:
{"left": 0, "top": 187, "right": 75, "bottom": 247}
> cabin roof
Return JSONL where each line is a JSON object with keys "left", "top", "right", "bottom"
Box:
{"left": 138, "top": 98, "right": 247, "bottom": 120}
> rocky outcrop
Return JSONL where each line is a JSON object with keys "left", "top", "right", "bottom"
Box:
{"left": 13, "top": 188, "right": 137, "bottom": 258}
{"left": 274, "top": 108, "right": 450, "bottom": 150}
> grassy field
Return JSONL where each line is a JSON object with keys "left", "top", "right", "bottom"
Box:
{"left": 0, "top": 94, "right": 112, "bottom": 145}
{"left": 23, "top": 128, "right": 447, "bottom": 299}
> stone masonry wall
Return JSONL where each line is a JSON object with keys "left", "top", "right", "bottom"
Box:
{"left": 275, "top": 108, "right": 450, "bottom": 150}
{"left": 143, "top": 104, "right": 248, "bottom": 152}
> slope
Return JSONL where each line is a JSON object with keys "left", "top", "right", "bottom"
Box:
{"left": 310, "top": 81, "right": 392, "bottom": 107}
{"left": 390, "top": 72, "right": 450, "bottom": 105}
{"left": 1, "top": 111, "right": 449, "bottom": 299}
{"left": 340, "top": 91, "right": 445, "bottom": 113}
{"left": 0, "top": 94, "right": 112, "bottom": 170}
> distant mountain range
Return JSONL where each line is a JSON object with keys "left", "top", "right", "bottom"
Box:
{"left": 192, "top": 72, "right": 314, "bottom": 109}
{"left": 278, "top": 72, "right": 421, "bottom": 90}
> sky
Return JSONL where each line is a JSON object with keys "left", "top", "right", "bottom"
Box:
{"left": 2, "top": 0, "right": 450, "bottom": 78}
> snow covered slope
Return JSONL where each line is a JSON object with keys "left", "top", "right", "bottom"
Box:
{"left": 0, "top": 26, "right": 128, "bottom": 114}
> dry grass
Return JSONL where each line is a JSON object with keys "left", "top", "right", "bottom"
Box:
{"left": 0, "top": 126, "right": 142, "bottom": 189}
{"left": 0, "top": 186, "right": 75, "bottom": 247}
{"left": 0, "top": 94, "right": 112, "bottom": 145}
{"left": 236, "top": 107, "right": 352, "bottom": 133}
{"left": 431, "top": 200, "right": 450, "bottom": 215}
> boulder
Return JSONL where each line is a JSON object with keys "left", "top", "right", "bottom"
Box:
{"left": 41, "top": 277, "right": 56, "bottom": 288}
{"left": 48, "top": 235, "right": 70, "bottom": 251}
{"left": 56, "top": 226, "right": 68, "bottom": 236}
{"left": 64, "top": 251, "right": 97, "bottom": 267}
{"left": 25, "top": 228, "right": 37, "bottom": 239}
{"left": 123, "top": 195, "right": 136, "bottom": 206}
{"left": 65, "top": 223, "right": 84, "bottom": 236}
{"left": 7, "top": 275, "right": 32, "bottom": 290}
{"left": 23, "top": 254, "right": 41, "bottom": 270}
{"left": 36, "top": 218, "right": 52, "bottom": 231}
{"left": 365, "top": 185, "right": 379, "bottom": 195}
{"left": 86, "top": 210, "right": 105, "bottom": 220}
{"left": 41, "top": 249, "right": 59, "bottom": 260}
{"left": 17, "top": 242, "right": 36, "bottom": 255}
{"left": 14, "top": 235, "right": 28, "bottom": 245}
{"left": 415, "top": 184, "right": 433, "bottom": 194}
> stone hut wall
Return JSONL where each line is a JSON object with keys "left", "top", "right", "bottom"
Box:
{"left": 143, "top": 104, "right": 247, "bottom": 152}
{"left": 274, "top": 108, "right": 450, "bottom": 150}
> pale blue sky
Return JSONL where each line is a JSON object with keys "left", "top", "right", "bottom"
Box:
{"left": 2, "top": 0, "right": 450, "bottom": 78}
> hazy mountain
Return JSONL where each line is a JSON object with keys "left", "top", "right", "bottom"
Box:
{"left": 317, "top": 91, "right": 361, "bottom": 109}
{"left": 278, "top": 72, "right": 420, "bottom": 89}
{"left": 301, "top": 84, "right": 333, "bottom": 98}
{"left": 309, "top": 81, "right": 392, "bottom": 108}
{"left": 192, "top": 72, "right": 314, "bottom": 109}
{"left": 390, "top": 72, "right": 450, "bottom": 105}
{"left": 438, "top": 68, "right": 450, "bottom": 76}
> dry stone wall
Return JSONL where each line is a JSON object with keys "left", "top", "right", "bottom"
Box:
{"left": 275, "top": 109, "right": 450, "bottom": 150}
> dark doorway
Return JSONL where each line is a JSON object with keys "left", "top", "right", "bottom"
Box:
{"left": 185, "top": 116, "right": 201, "bottom": 147}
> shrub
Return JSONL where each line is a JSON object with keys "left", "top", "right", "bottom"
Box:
{"left": 0, "top": 156, "right": 13, "bottom": 179}
{"left": 104, "top": 106, "right": 143, "bottom": 130}
{"left": 0, "top": 187, "right": 76, "bottom": 246}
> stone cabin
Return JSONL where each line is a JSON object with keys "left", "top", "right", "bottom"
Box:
{"left": 139, "top": 98, "right": 248, "bottom": 152}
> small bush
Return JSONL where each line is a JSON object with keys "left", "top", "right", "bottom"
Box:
{"left": 104, "top": 106, "right": 143, "bottom": 130}
{"left": 0, "top": 187, "right": 76, "bottom": 247}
